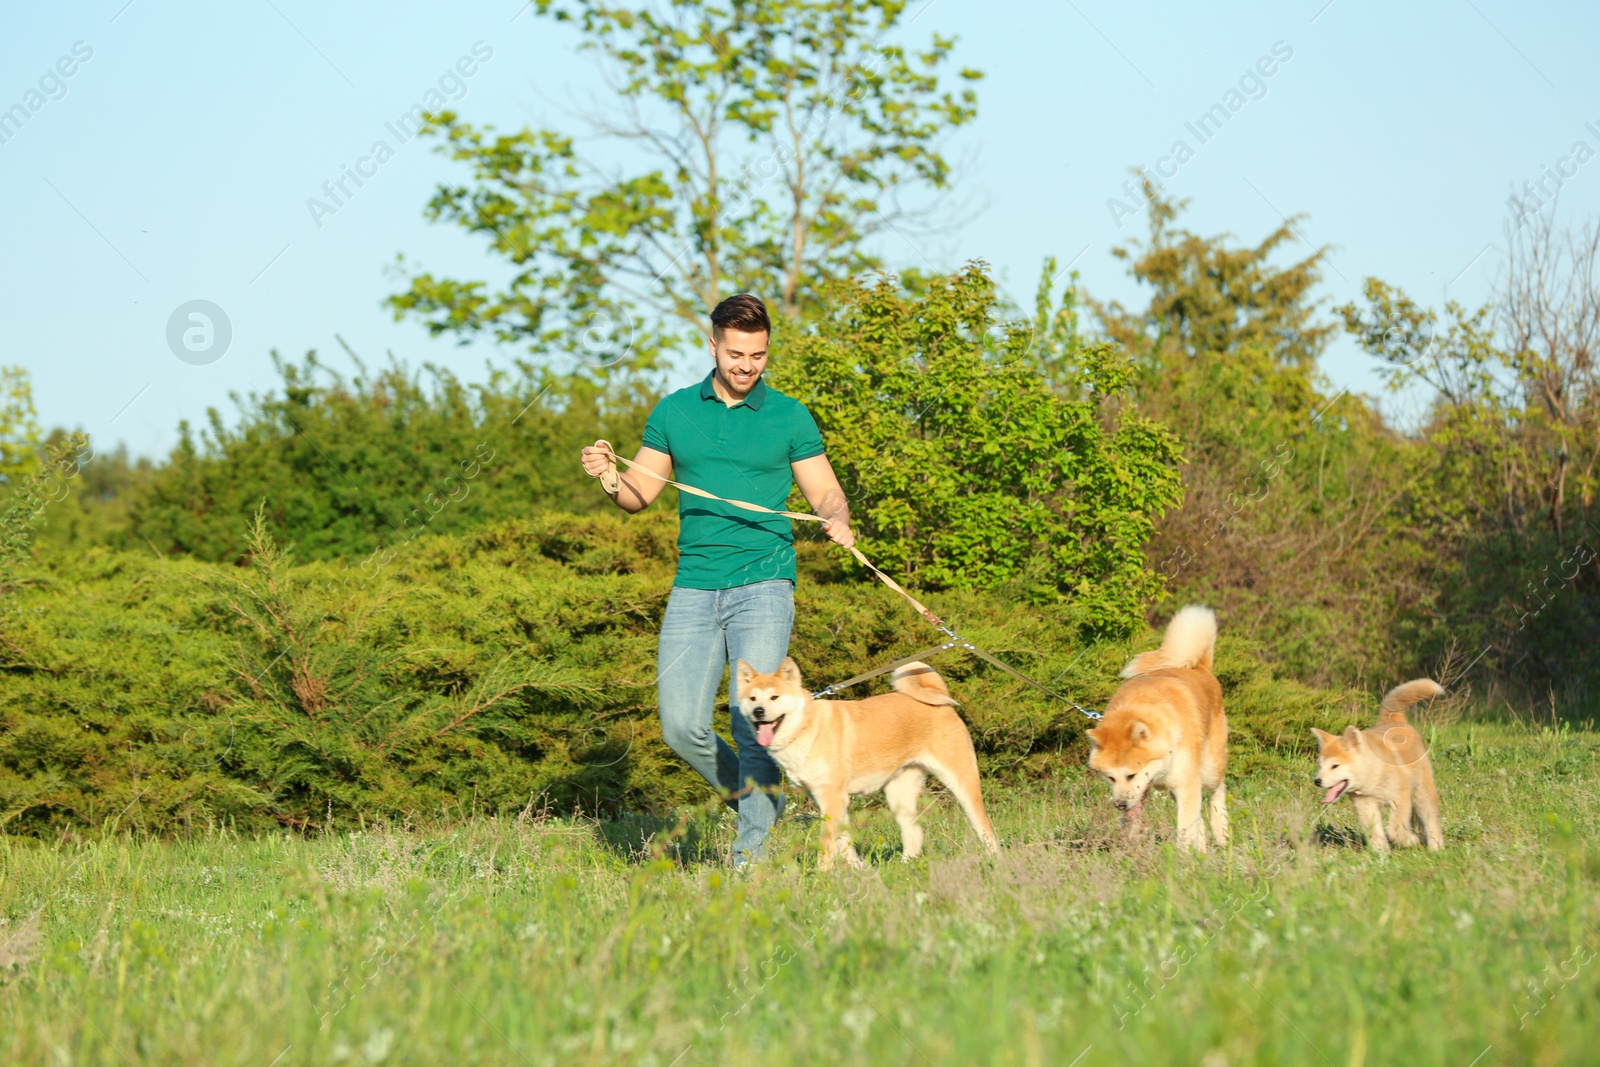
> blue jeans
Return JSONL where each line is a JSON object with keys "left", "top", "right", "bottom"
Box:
{"left": 657, "top": 579, "right": 793, "bottom": 865}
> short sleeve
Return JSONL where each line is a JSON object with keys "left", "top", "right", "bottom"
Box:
{"left": 789, "top": 403, "right": 825, "bottom": 462}
{"left": 641, "top": 398, "right": 672, "bottom": 455}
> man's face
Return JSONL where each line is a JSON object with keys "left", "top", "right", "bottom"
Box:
{"left": 710, "top": 328, "right": 769, "bottom": 397}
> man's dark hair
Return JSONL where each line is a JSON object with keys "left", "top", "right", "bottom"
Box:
{"left": 710, "top": 294, "right": 771, "bottom": 338}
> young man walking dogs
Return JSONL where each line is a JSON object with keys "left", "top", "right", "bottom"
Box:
{"left": 579, "top": 295, "right": 854, "bottom": 866}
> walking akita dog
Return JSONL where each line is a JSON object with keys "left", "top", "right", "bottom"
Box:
{"left": 1312, "top": 678, "right": 1445, "bottom": 853}
{"left": 734, "top": 657, "right": 1000, "bottom": 870}
{"left": 1087, "top": 605, "right": 1228, "bottom": 852}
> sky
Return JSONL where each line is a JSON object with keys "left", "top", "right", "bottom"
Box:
{"left": 3, "top": 0, "right": 1599, "bottom": 459}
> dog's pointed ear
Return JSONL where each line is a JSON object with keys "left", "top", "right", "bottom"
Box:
{"left": 1085, "top": 726, "right": 1103, "bottom": 748}
{"left": 778, "top": 657, "right": 802, "bottom": 687}
{"left": 1343, "top": 724, "right": 1364, "bottom": 747}
{"left": 1310, "top": 727, "right": 1332, "bottom": 748}
{"left": 735, "top": 659, "right": 755, "bottom": 692}
{"left": 1130, "top": 721, "right": 1151, "bottom": 741}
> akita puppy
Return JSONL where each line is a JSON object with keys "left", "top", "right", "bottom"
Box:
{"left": 1312, "top": 678, "right": 1445, "bottom": 853}
{"left": 734, "top": 657, "right": 1000, "bottom": 870}
{"left": 1087, "top": 605, "right": 1228, "bottom": 852}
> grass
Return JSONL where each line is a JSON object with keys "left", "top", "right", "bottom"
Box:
{"left": 1, "top": 718, "right": 1596, "bottom": 1066}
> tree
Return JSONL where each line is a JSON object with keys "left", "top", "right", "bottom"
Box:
{"left": 0, "top": 431, "right": 88, "bottom": 604}
{"left": 1093, "top": 186, "right": 1335, "bottom": 455}
{"left": 0, "top": 368, "right": 41, "bottom": 489}
{"left": 0, "top": 367, "right": 74, "bottom": 608}
{"left": 1496, "top": 211, "right": 1600, "bottom": 541}
{"left": 1086, "top": 191, "right": 1420, "bottom": 688}
{"left": 1338, "top": 212, "right": 1600, "bottom": 695}
{"left": 387, "top": 0, "right": 981, "bottom": 369}
{"left": 770, "top": 263, "right": 1183, "bottom": 638}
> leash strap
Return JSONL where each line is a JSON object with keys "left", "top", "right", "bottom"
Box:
{"left": 590, "top": 440, "right": 1100, "bottom": 720}
{"left": 809, "top": 640, "right": 961, "bottom": 700}
{"left": 593, "top": 440, "right": 949, "bottom": 629}
{"left": 962, "top": 643, "right": 1104, "bottom": 721}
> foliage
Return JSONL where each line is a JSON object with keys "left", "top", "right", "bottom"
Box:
{"left": 27, "top": 433, "right": 155, "bottom": 557}
{"left": 387, "top": 0, "right": 982, "bottom": 368}
{"left": 1, "top": 507, "right": 1365, "bottom": 836}
{"left": 770, "top": 263, "right": 1183, "bottom": 637}
{"left": 1080, "top": 192, "right": 1435, "bottom": 691}
{"left": 0, "top": 366, "right": 42, "bottom": 490}
{"left": 3, "top": 723, "right": 1596, "bottom": 1064}
{"left": 1021, "top": 257, "right": 1088, "bottom": 395}
{"left": 1338, "top": 259, "right": 1600, "bottom": 697}
{"left": 116, "top": 351, "right": 656, "bottom": 564}
{"left": 1094, "top": 186, "right": 1334, "bottom": 466}
{"left": 1073, "top": 190, "right": 1598, "bottom": 706}
{"left": 0, "top": 432, "right": 89, "bottom": 603}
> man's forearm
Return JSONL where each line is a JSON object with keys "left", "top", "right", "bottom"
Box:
{"left": 817, "top": 486, "right": 850, "bottom": 524}
{"left": 790, "top": 454, "right": 855, "bottom": 547}
{"left": 608, "top": 474, "right": 652, "bottom": 514}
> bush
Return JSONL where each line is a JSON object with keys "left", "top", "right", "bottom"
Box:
{"left": 116, "top": 353, "right": 658, "bottom": 564}
{"left": 771, "top": 264, "right": 1183, "bottom": 638}
{"left": 1, "top": 511, "right": 1357, "bottom": 837}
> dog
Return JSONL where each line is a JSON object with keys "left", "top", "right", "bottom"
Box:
{"left": 734, "top": 657, "right": 1000, "bottom": 869}
{"left": 1312, "top": 678, "right": 1445, "bottom": 853}
{"left": 1087, "top": 605, "right": 1228, "bottom": 851}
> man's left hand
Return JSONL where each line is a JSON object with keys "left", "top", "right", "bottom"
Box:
{"left": 822, "top": 517, "right": 855, "bottom": 550}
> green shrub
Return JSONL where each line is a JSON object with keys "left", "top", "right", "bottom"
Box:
{"left": 2, "top": 510, "right": 1358, "bottom": 837}
{"left": 771, "top": 264, "right": 1183, "bottom": 638}
{"left": 116, "top": 353, "right": 657, "bottom": 564}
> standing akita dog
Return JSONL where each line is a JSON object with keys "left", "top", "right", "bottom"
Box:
{"left": 1312, "top": 678, "right": 1445, "bottom": 853}
{"left": 1087, "top": 605, "right": 1228, "bottom": 852}
{"left": 734, "top": 657, "right": 1000, "bottom": 870}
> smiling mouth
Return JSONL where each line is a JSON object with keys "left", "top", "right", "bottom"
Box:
{"left": 754, "top": 714, "right": 785, "bottom": 747}
{"left": 1321, "top": 780, "right": 1348, "bottom": 804}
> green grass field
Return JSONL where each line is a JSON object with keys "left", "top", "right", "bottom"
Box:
{"left": 2, "top": 719, "right": 1596, "bottom": 1066}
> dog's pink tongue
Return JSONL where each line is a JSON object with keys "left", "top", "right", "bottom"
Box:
{"left": 1322, "top": 781, "right": 1346, "bottom": 804}
{"left": 756, "top": 722, "right": 776, "bottom": 747}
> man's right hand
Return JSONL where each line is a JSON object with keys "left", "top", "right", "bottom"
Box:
{"left": 582, "top": 443, "right": 672, "bottom": 514}
{"left": 580, "top": 443, "right": 614, "bottom": 480}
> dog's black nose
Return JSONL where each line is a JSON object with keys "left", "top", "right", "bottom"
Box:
{"left": 751, "top": 706, "right": 765, "bottom": 720}
{"left": 1114, "top": 798, "right": 1128, "bottom": 810}
{"left": 1314, "top": 777, "right": 1322, "bottom": 787}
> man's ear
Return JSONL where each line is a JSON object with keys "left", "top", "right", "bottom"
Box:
{"left": 735, "top": 660, "right": 754, "bottom": 694}
{"left": 1343, "top": 724, "right": 1364, "bottom": 747}
{"left": 1131, "top": 721, "right": 1151, "bottom": 741}
{"left": 778, "top": 657, "right": 802, "bottom": 687}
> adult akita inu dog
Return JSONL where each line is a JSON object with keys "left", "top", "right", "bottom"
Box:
{"left": 1312, "top": 678, "right": 1445, "bottom": 853}
{"left": 734, "top": 657, "right": 1000, "bottom": 870}
{"left": 1087, "top": 605, "right": 1228, "bottom": 851}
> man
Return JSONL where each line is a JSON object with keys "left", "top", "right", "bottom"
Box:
{"left": 580, "top": 294, "right": 854, "bottom": 865}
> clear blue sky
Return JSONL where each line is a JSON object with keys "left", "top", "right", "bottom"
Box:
{"left": 4, "top": 0, "right": 1598, "bottom": 458}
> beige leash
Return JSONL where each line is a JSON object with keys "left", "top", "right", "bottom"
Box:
{"left": 592, "top": 440, "right": 947, "bottom": 630}
{"left": 589, "top": 440, "right": 1102, "bottom": 718}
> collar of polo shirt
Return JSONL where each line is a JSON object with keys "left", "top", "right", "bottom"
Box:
{"left": 700, "top": 370, "right": 768, "bottom": 410}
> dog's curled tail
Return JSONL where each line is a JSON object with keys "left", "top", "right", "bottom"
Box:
{"left": 1378, "top": 678, "right": 1444, "bottom": 723}
{"left": 1119, "top": 605, "right": 1218, "bottom": 678}
{"left": 891, "top": 662, "right": 960, "bottom": 706}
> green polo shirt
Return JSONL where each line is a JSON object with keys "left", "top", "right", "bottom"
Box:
{"left": 641, "top": 372, "right": 826, "bottom": 589}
